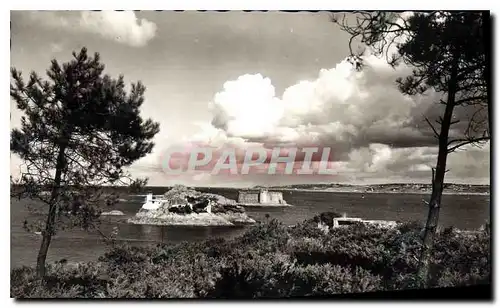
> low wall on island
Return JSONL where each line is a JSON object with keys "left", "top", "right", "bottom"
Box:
{"left": 237, "top": 189, "right": 288, "bottom": 206}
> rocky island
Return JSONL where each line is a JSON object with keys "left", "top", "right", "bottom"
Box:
{"left": 128, "top": 185, "right": 256, "bottom": 226}
{"left": 100, "top": 210, "right": 125, "bottom": 216}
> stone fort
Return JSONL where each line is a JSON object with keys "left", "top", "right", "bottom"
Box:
{"left": 237, "top": 189, "right": 287, "bottom": 205}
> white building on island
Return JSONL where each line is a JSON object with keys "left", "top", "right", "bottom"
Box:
{"left": 237, "top": 189, "right": 287, "bottom": 205}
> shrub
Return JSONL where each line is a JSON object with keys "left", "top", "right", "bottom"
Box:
{"left": 168, "top": 204, "right": 193, "bottom": 214}
{"left": 206, "top": 255, "right": 383, "bottom": 298}
{"left": 232, "top": 219, "right": 289, "bottom": 254}
{"left": 11, "top": 213, "right": 491, "bottom": 298}
{"left": 11, "top": 262, "right": 109, "bottom": 298}
{"left": 397, "top": 220, "right": 424, "bottom": 234}
{"left": 310, "top": 211, "right": 343, "bottom": 228}
{"left": 282, "top": 264, "right": 383, "bottom": 296}
{"left": 289, "top": 220, "right": 328, "bottom": 239}
{"left": 429, "top": 228, "right": 490, "bottom": 287}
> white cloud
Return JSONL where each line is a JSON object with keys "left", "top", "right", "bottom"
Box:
{"left": 446, "top": 142, "right": 490, "bottom": 181}
{"left": 190, "top": 50, "right": 488, "bottom": 184}
{"left": 79, "top": 11, "right": 157, "bottom": 47}
{"left": 26, "top": 11, "right": 157, "bottom": 47}
{"left": 210, "top": 74, "right": 283, "bottom": 138}
{"left": 207, "top": 55, "right": 436, "bottom": 156}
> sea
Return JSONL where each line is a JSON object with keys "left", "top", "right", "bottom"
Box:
{"left": 10, "top": 188, "right": 490, "bottom": 269}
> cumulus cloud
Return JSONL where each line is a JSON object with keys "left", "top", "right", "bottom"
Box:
{"left": 342, "top": 145, "right": 435, "bottom": 175}
{"left": 26, "top": 11, "right": 157, "bottom": 47}
{"left": 79, "top": 11, "right": 157, "bottom": 47}
{"left": 446, "top": 142, "right": 490, "bottom": 181}
{"left": 124, "top": 11, "right": 486, "bottom": 186}
{"left": 207, "top": 55, "right": 438, "bottom": 157}
{"left": 182, "top": 51, "right": 488, "bottom": 184}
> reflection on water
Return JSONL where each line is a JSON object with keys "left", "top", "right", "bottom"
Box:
{"left": 129, "top": 223, "right": 247, "bottom": 243}
{"left": 140, "top": 224, "right": 154, "bottom": 237}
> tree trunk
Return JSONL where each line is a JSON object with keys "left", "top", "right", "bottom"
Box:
{"left": 36, "top": 143, "right": 67, "bottom": 278}
{"left": 416, "top": 140, "right": 448, "bottom": 284}
{"left": 36, "top": 226, "right": 53, "bottom": 278}
{"left": 417, "top": 53, "right": 460, "bottom": 286}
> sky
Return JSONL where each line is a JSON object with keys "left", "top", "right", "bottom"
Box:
{"left": 10, "top": 11, "right": 490, "bottom": 187}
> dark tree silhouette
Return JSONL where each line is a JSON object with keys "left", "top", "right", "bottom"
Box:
{"left": 10, "top": 47, "right": 160, "bottom": 277}
{"left": 333, "top": 11, "right": 490, "bottom": 285}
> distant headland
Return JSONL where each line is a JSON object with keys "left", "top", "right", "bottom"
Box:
{"left": 11, "top": 182, "right": 489, "bottom": 196}
{"left": 258, "top": 183, "right": 490, "bottom": 195}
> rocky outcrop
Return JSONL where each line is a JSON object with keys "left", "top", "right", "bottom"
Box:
{"left": 100, "top": 210, "right": 125, "bottom": 216}
{"left": 128, "top": 185, "right": 255, "bottom": 226}
{"left": 128, "top": 212, "right": 254, "bottom": 226}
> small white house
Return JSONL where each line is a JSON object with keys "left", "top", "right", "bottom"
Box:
{"left": 205, "top": 201, "right": 212, "bottom": 214}
{"left": 332, "top": 217, "right": 363, "bottom": 228}
{"left": 141, "top": 193, "right": 162, "bottom": 211}
{"left": 140, "top": 193, "right": 213, "bottom": 214}
{"left": 332, "top": 217, "right": 397, "bottom": 228}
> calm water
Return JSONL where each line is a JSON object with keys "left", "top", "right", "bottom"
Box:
{"left": 10, "top": 189, "right": 490, "bottom": 269}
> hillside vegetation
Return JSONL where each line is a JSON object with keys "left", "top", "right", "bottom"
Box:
{"left": 11, "top": 213, "right": 490, "bottom": 298}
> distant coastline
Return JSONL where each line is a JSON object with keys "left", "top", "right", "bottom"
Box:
{"left": 257, "top": 183, "right": 490, "bottom": 196}
{"left": 274, "top": 188, "right": 490, "bottom": 196}
{"left": 13, "top": 182, "right": 489, "bottom": 196}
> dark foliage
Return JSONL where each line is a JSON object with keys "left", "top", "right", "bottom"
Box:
{"left": 333, "top": 11, "right": 489, "bottom": 285}
{"left": 311, "top": 211, "right": 343, "bottom": 227}
{"left": 10, "top": 47, "right": 160, "bottom": 277}
{"left": 168, "top": 205, "right": 193, "bottom": 214}
{"left": 11, "top": 212, "right": 490, "bottom": 298}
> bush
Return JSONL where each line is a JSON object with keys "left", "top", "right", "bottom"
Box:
{"left": 232, "top": 219, "right": 289, "bottom": 254}
{"left": 168, "top": 204, "right": 193, "bottom": 214}
{"left": 429, "top": 227, "right": 491, "bottom": 287}
{"left": 289, "top": 220, "right": 328, "bottom": 239}
{"left": 11, "top": 212, "right": 491, "bottom": 298}
{"left": 206, "top": 254, "right": 383, "bottom": 298}
{"left": 311, "top": 211, "right": 343, "bottom": 228}
{"left": 11, "top": 263, "right": 109, "bottom": 298}
{"left": 397, "top": 220, "right": 424, "bottom": 234}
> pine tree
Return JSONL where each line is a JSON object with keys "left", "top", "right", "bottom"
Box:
{"left": 334, "top": 11, "right": 490, "bottom": 285}
{"left": 10, "top": 47, "right": 160, "bottom": 277}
